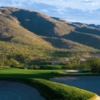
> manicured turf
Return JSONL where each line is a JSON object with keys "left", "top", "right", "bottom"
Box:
{"left": 0, "top": 68, "right": 62, "bottom": 79}
{"left": 0, "top": 68, "right": 96, "bottom": 100}
{"left": 31, "top": 79, "right": 95, "bottom": 100}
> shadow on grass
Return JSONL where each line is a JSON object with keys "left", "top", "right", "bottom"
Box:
{"left": 0, "top": 72, "right": 62, "bottom": 79}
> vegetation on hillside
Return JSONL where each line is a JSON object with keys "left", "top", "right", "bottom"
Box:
{"left": 0, "top": 12, "right": 55, "bottom": 64}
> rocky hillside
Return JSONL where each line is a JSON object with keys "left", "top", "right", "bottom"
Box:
{"left": 0, "top": 8, "right": 55, "bottom": 58}
{"left": 0, "top": 7, "right": 99, "bottom": 55}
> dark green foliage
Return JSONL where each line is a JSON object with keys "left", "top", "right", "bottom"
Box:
{"left": 80, "top": 62, "right": 90, "bottom": 69}
{"left": 86, "top": 57, "right": 100, "bottom": 73}
{"left": 49, "top": 51, "right": 72, "bottom": 57}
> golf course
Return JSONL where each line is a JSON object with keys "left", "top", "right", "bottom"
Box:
{"left": 0, "top": 68, "right": 99, "bottom": 100}
{"left": 0, "top": 6, "right": 100, "bottom": 100}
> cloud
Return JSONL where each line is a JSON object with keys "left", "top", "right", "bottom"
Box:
{"left": 1, "top": 0, "right": 100, "bottom": 10}
{"left": 28, "top": 0, "right": 100, "bottom": 11}
{"left": 0, "top": 0, "right": 100, "bottom": 24}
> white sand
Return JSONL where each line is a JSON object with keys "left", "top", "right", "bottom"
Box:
{"left": 0, "top": 81, "right": 45, "bottom": 100}
{"left": 95, "top": 96, "right": 100, "bottom": 100}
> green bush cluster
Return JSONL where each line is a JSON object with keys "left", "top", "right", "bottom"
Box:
{"left": 86, "top": 57, "right": 100, "bottom": 73}
{"left": 0, "top": 58, "right": 19, "bottom": 67}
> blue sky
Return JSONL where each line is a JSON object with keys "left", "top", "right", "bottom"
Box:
{"left": 0, "top": 0, "right": 100, "bottom": 24}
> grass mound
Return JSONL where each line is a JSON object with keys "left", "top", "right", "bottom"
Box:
{"left": 31, "top": 79, "right": 95, "bottom": 100}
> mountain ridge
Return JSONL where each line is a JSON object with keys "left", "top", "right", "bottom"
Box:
{"left": 0, "top": 7, "right": 100, "bottom": 55}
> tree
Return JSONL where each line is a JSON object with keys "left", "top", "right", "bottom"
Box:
{"left": 5, "top": 58, "right": 19, "bottom": 67}
{"left": 86, "top": 57, "right": 100, "bottom": 73}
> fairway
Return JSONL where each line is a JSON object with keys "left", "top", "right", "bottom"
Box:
{"left": 0, "top": 68, "right": 62, "bottom": 79}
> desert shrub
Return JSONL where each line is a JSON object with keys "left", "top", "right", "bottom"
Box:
{"left": 30, "top": 65, "right": 40, "bottom": 69}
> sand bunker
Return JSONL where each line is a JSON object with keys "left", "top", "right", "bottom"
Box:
{"left": 0, "top": 81, "right": 45, "bottom": 100}
{"left": 51, "top": 76, "right": 100, "bottom": 96}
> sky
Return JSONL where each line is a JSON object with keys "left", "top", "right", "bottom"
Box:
{"left": 0, "top": 0, "right": 100, "bottom": 24}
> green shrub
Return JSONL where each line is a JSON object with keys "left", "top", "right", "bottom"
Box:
{"left": 86, "top": 57, "right": 100, "bottom": 73}
{"left": 80, "top": 62, "right": 90, "bottom": 69}
{"left": 4, "top": 58, "right": 19, "bottom": 67}
{"left": 30, "top": 65, "right": 40, "bottom": 69}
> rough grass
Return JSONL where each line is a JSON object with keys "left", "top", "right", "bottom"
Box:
{"left": 0, "top": 68, "right": 96, "bottom": 100}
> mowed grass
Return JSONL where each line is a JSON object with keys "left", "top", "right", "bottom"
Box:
{"left": 0, "top": 68, "right": 96, "bottom": 100}
{"left": 0, "top": 68, "right": 62, "bottom": 79}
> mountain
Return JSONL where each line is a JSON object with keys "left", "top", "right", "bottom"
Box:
{"left": 0, "top": 7, "right": 74, "bottom": 36}
{"left": 64, "top": 22, "right": 100, "bottom": 49}
{"left": 51, "top": 17, "right": 100, "bottom": 50}
{"left": 0, "top": 7, "right": 56, "bottom": 62}
{"left": 0, "top": 6, "right": 99, "bottom": 59}
{"left": 88, "top": 24, "right": 100, "bottom": 28}
{"left": 72, "top": 22, "right": 100, "bottom": 28}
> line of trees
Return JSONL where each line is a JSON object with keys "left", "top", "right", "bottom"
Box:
{"left": 0, "top": 53, "right": 100, "bottom": 73}
{"left": 86, "top": 57, "right": 100, "bottom": 73}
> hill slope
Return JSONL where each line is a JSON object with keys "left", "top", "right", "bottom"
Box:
{"left": 0, "top": 7, "right": 99, "bottom": 56}
{"left": 0, "top": 10, "right": 55, "bottom": 59}
{"left": 0, "top": 7, "right": 74, "bottom": 36}
{"left": 52, "top": 17, "right": 100, "bottom": 50}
